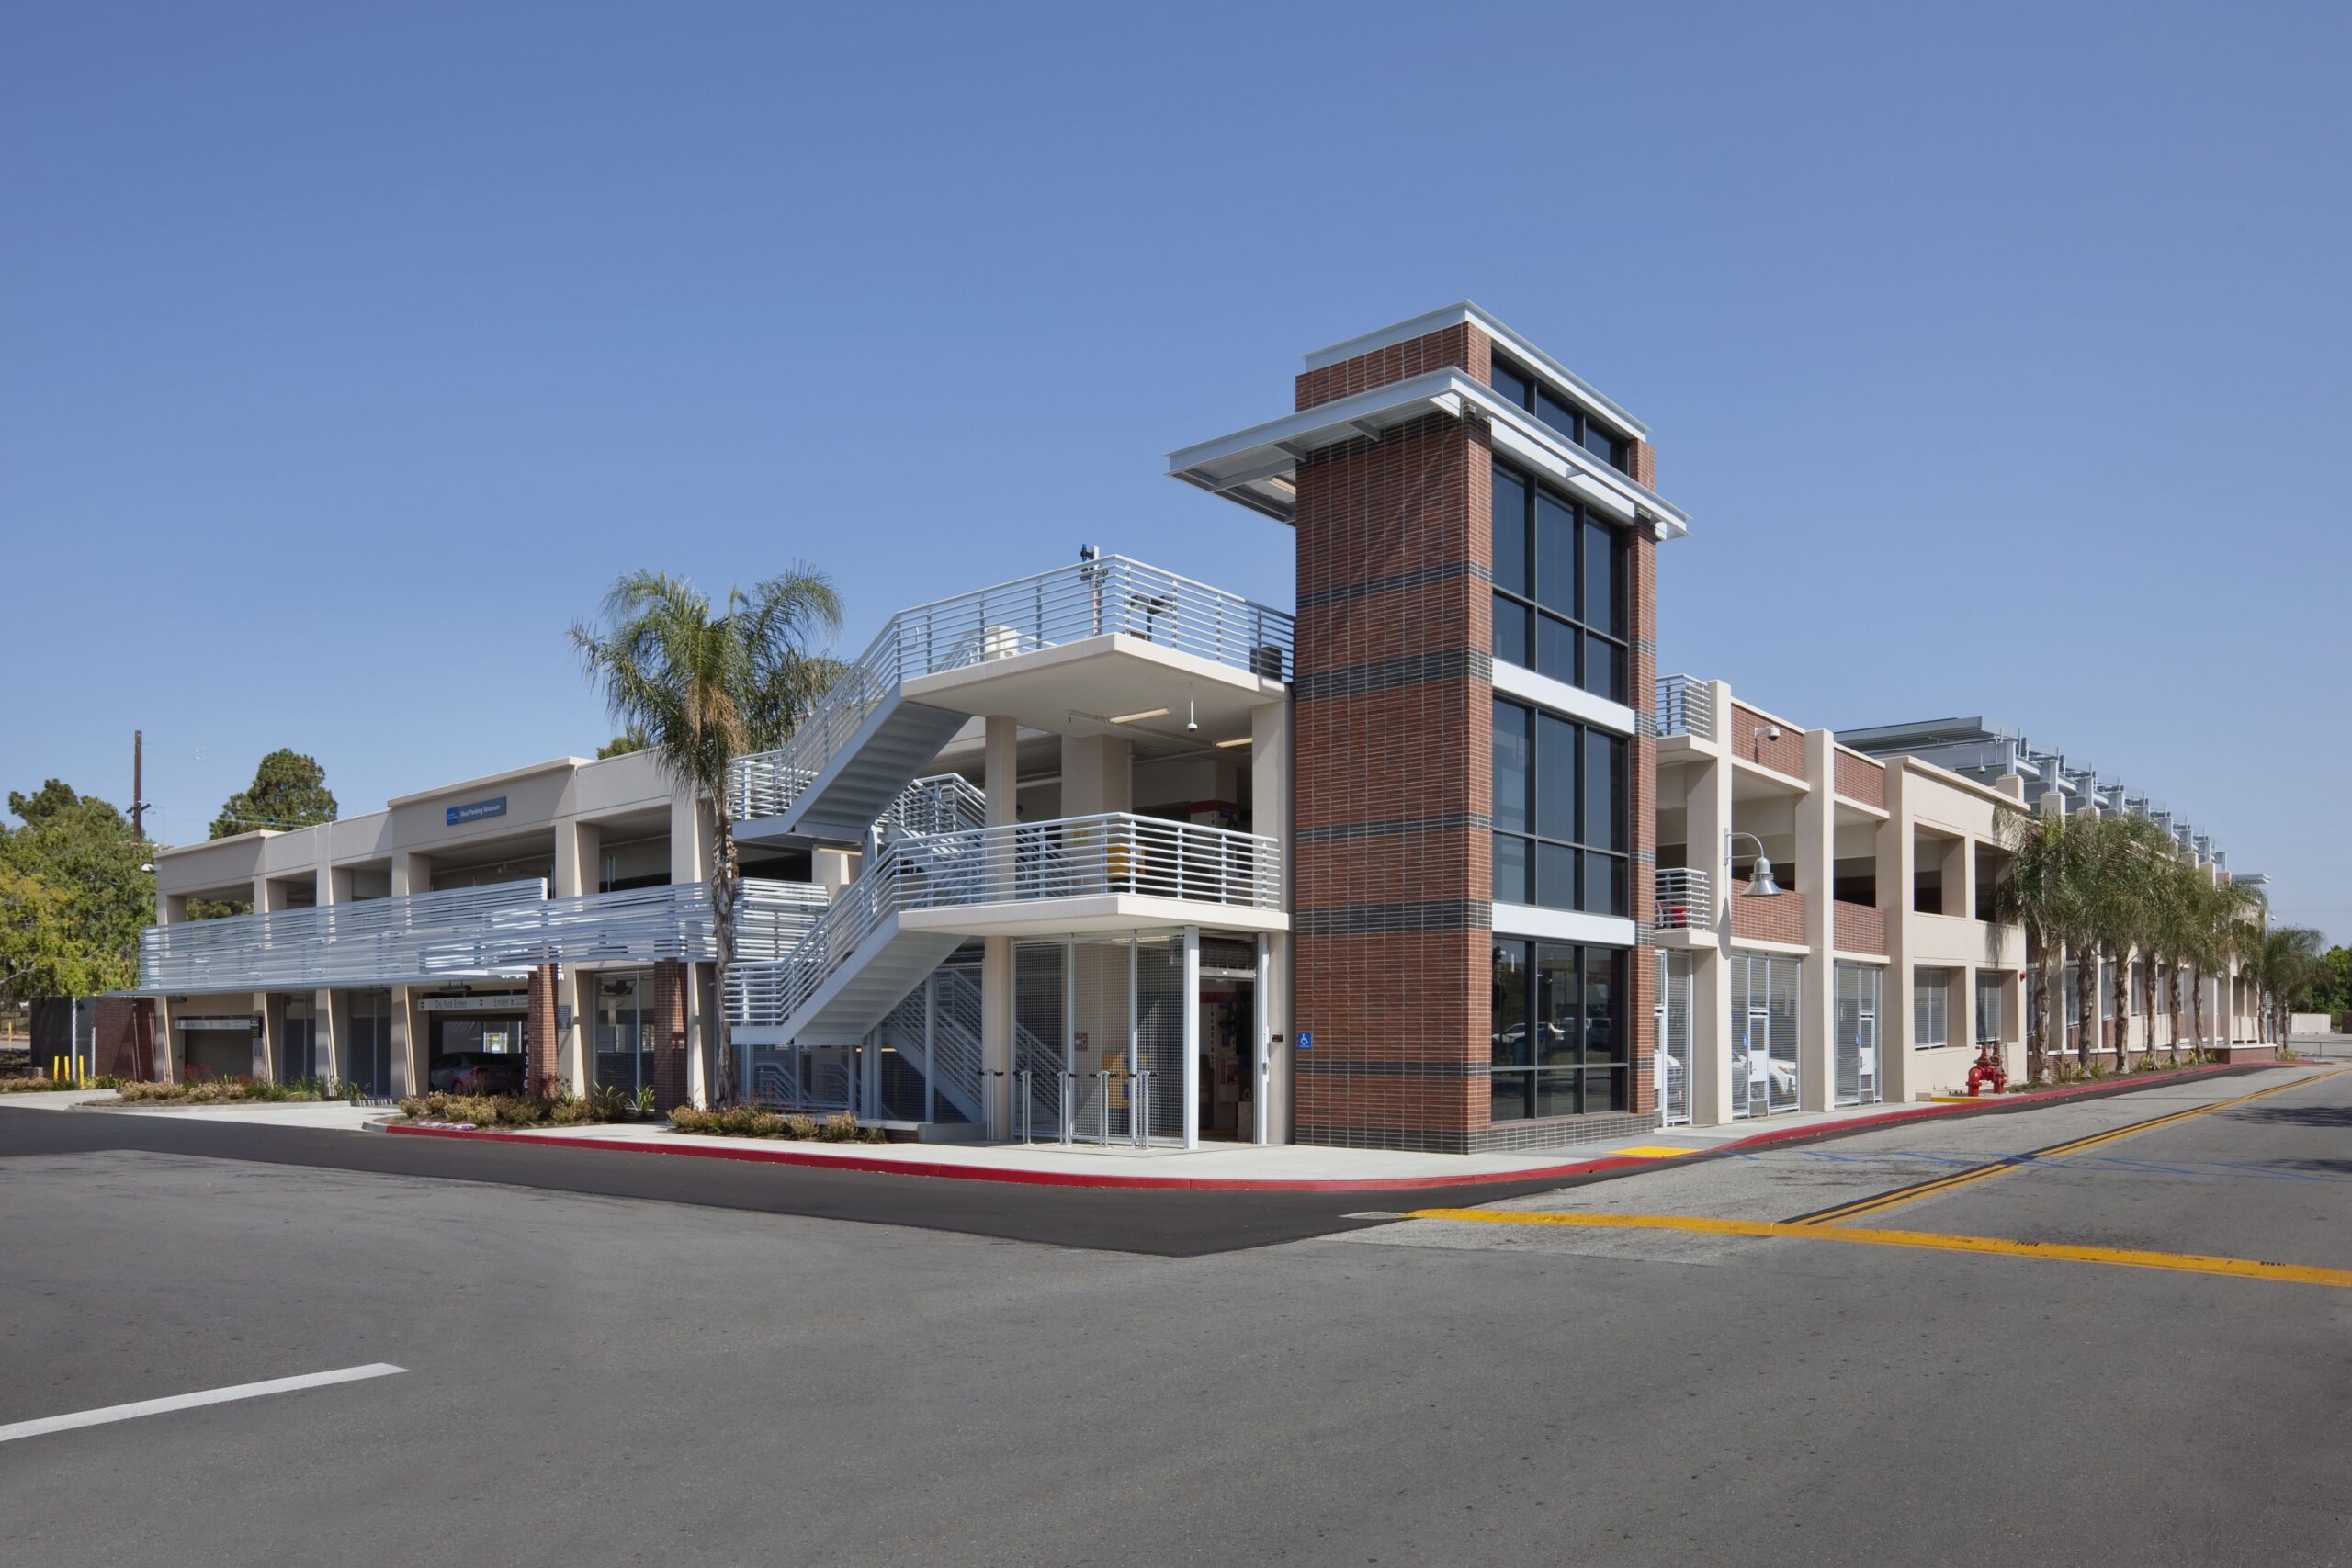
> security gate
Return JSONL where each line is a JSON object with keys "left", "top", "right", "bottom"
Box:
{"left": 1835, "top": 963, "right": 1883, "bottom": 1107}
{"left": 1731, "top": 952, "right": 1800, "bottom": 1118}
{"left": 1656, "top": 951, "right": 1694, "bottom": 1126}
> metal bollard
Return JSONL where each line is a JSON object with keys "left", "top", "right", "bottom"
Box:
{"left": 1131, "top": 1070, "right": 1154, "bottom": 1148}
{"left": 1059, "top": 1072, "right": 1075, "bottom": 1147}
{"left": 1094, "top": 1070, "right": 1114, "bottom": 1146}
{"left": 1015, "top": 1068, "right": 1032, "bottom": 1143}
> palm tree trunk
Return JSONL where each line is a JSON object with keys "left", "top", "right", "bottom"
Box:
{"left": 2110, "top": 946, "right": 2132, "bottom": 1071}
{"left": 708, "top": 798, "right": 738, "bottom": 1110}
{"left": 2075, "top": 950, "right": 2097, "bottom": 1073}
{"left": 2189, "top": 964, "right": 2206, "bottom": 1059}
{"left": 2026, "top": 934, "right": 2050, "bottom": 1083}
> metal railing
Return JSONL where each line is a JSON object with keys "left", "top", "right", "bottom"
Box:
{"left": 726, "top": 813, "right": 1282, "bottom": 1030}
{"left": 1651, "top": 868, "right": 1712, "bottom": 932}
{"left": 140, "top": 877, "right": 828, "bottom": 993}
{"left": 1655, "top": 673, "right": 1714, "bottom": 741}
{"left": 877, "top": 774, "right": 986, "bottom": 841}
{"left": 726, "top": 556, "right": 1295, "bottom": 822}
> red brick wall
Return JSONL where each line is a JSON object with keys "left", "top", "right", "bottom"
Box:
{"left": 93, "top": 996, "right": 156, "bottom": 1080}
{"left": 1296, "top": 322, "right": 1490, "bottom": 411}
{"left": 651, "top": 958, "right": 689, "bottom": 1112}
{"left": 1834, "top": 899, "right": 1889, "bottom": 956}
{"left": 527, "top": 964, "right": 560, "bottom": 1097}
{"left": 1291, "top": 396, "right": 1492, "bottom": 1151}
{"left": 1290, "top": 357, "right": 1660, "bottom": 1146}
{"left": 1729, "top": 703, "right": 1807, "bottom": 779}
{"left": 1834, "top": 749, "right": 1887, "bottom": 808}
{"left": 1729, "top": 883, "right": 1808, "bottom": 946}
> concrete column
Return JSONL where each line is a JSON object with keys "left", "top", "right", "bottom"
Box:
{"left": 390, "top": 852, "right": 432, "bottom": 898}
{"left": 254, "top": 990, "right": 280, "bottom": 1081}
{"left": 980, "top": 716, "right": 1020, "bottom": 1137}
{"left": 669, "top": 793, "right": 710, "bottom": 886}
{"left": 1796, "top": 730, "right": 1838, "bottom": 1111}
{"left": 153, "top": 995, "right": 178, "bottom": 1083}
{"left": 813, "top": 849, "right": 858, "bottom": 899}
{"left": 564, "top": 967, "right": 596, "bottom": 1095}
{"left": 1061, "top": 734, "right": 1132, "bottom": 816}
{"left": 390, "top": 986, "right": 424, "bottom": 1097}
{"left": 687, "top": 962, "right": 717, "bottom": 1110}
{"left": 316, "top": 990, "right": 344, "bottom": 1084}
{"left": 555, "top": 819, "right": 602, "bottom": 899}
{"left": 1878, "top": 762, "right": 1917, "bottom": 1101}
{"left": 1182, "top": 926, "right": 1202, "bottom": 1150}
{"left": 1252, "top": 699, "right": 1293, "bottom": 1144}
{"left": 1690, "top": 682, "right": 1736, "bottom": 1126}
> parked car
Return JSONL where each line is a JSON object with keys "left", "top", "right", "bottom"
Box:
{"left": 428, "top": 1052, "right": 525, "bottom": 1095}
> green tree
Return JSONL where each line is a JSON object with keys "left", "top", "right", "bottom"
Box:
{"left": 1996, "top": 811, "right": 2088, "bottom": 1082}
{"left": 209, "top": 750, "right": 337, "bottom": 839}
{"left": 570, "top": 567, "right": 842, "bottom": 1105}
{"left": 0, "top": 784, "right": 152, "bottom": 1001}
{"left": 596, "top": 727, "right": 649, "bottom": 760}
{"left": 2246, "top": 923, "right": 2326, "bottom": 1044}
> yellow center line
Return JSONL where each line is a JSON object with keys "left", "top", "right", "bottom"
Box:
{"left": 1792, "top": 1067, "right": 2344, "bottom": 1228}
{"left": 1401, "top": 1208, "right": 2352, "bottom": 1292}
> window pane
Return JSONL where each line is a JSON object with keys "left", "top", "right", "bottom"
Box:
{"left": 1492, "top": 832, "right": 1530, "bottom": 905}
{"left": 1490, "top": 465, "right": 1528, "bottom": 597}
{"left": 1537, "top": 390, "right": 1581, "bottom": 441}
{"left": 1583, "top": 730, "right": 1623, "bottom": 851}
{"left": 1584, "top": 852, "right": 1626, "bottom": 916}
{"left": 1580, "top": 420, "right": 1620, "bottom": 468}
{"left": 1583, "top": 633, "right": 1622, "bottom": 703}
{"left": 1537, "top": 613, "right": 1578, "bottom": 684}
{"left": 1581, "top": 520, "right": 1619, "bottom": 637}
{"left": 1536, "top": 944, "right": 1579, "bottom": 1066}
{"left": 1536, "top": 841, "right": 1579, "bottom": 910}
{"left": 1584, "top": 1066, "right": 1629, "bottom": 1113}
{"left": 1492, "top": 698, "right": 1530, "bottom": 834}
{"left": 1583, "top": 949, "right": 1623, "bottom": 1062}
{"left": 1535, "top": 712, "right": 1577, "bottom": 840}
{"left": 1491, "top": 942, "right": 1531, "bottom": 1067}
{"left": 1492, "top": 1069, "right": 1533, "bottom": 1122}
{"left": 1491, "top": 359, "right": 1532, "bottom": 411}
{"left": 1534, "top": 1068, "right": 1582, "bottom": 1118}
{"left": 1492, "top": 592, "right": 1530, "bottom": 671}
{"left": 1534, "top": 491, "right": 1577, "bottom": 616}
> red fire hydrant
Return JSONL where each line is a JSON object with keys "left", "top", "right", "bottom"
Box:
{"left": 1965, "top": 1043, "right": 2007, "bottom": 1097}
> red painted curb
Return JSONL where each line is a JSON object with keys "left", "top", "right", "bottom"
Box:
{"left": 378, "top": 1061, "right": 2281, "bottom": 1190}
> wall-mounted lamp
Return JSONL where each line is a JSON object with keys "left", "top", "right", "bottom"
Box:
{"left": 1726, "top": 831, "right": 1781, "bottom": 897}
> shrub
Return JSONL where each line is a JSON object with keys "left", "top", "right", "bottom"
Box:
{"left": 785, "top": 1114, "right": 818, "bottom": 1139}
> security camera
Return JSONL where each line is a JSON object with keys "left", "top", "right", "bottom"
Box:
{"left": 1764, "top": 726, "right": 1781, "bottom": 741}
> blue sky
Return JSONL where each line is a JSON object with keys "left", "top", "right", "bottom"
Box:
{"left": 4, "top": 2, "right": 2346, "bottom": 939}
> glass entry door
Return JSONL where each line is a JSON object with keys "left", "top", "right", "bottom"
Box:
{"left": 1836, "top": 963, "right": 1882, "bottom": 1107}
{"left": 1731, "top": 953, "right": 1800, "bottom": 1118}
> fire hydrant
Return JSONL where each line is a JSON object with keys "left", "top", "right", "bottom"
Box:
{"left": 1965, "top": 1043, "right": 2007, "bottom": 1097}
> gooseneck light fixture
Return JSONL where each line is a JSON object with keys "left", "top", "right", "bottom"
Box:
{"left": 1725, "top": 831, "right": 1782, "bottom": 897}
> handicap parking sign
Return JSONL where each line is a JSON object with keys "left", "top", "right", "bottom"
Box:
{"left": 1295, "top": 1031, "right": 1312, "bottom": 1052}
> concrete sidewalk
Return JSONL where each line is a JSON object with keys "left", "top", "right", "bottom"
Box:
{"left": 0, "top": 1090, "right": 390, "bottom": 1131}
{"left": 385, "top": 1061, "right": 2284, "bottom": 1190}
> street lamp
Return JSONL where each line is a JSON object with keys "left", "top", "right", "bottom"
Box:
{"left": 1726, "top": 831, "right": 1781, "bottom": 897}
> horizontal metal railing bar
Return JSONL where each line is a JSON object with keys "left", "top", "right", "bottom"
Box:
{"left": 1651, "top": 867, "right": 1713, "bottom": 931}
{"left": 140, "top": 877, "right": 827, "bottom": 993}
{"left": 725, "top": 813, "right": 1282, "bottom": 1029}
{"left": 1654, "top": 672, "right": 1714, "bottom": 741}
{"left": 727, "top": 557, "right": 1294, "bottom": 822}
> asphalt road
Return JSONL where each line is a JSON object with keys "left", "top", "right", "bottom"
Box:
{"left": 5, "top": 1067, "right": 2350, "bottom": 1567}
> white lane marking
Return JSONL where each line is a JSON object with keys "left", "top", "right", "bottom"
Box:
{"left": 0, "top": 1362, "right": 406, "bottom": 1444}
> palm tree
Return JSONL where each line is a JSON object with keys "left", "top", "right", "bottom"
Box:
{"left": 2253, "top": 924, "right": 2327, "bottom": 1043}
{"left": 571, "top": 568, "right": 842, "bottom": 1107}
{"left": 1996, "top": 811, "right": 2085, "bottom": 1083}
{"left": 2177, "top": 870, "right": 2259, "bottom": 1056}
{"left": 2082, "top": 812, "right": 2169, "bottom": 1073}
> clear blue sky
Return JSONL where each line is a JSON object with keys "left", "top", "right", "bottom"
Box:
{"left": 5, "top": 2, "right": 2346, "bottom": 939}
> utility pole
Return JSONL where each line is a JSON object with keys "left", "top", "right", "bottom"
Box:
{"left": 131, "top": 729, "right": 145, "bottom": 841}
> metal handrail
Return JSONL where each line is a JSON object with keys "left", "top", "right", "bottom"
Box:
{"left": 1652, "top": 867, "right": 1713, "bottom": 931}
{"left": 727, "top": 557, "right": 1295, "bottom": 822}
{"left": 1655, "top": 673, "right": 1714, "bottom": 741}
{"left": 140, "top": 877, "right": 827, "bottom": 994}
{"left": 724, "top": 813, "right": 1282, "bottom": 1030}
